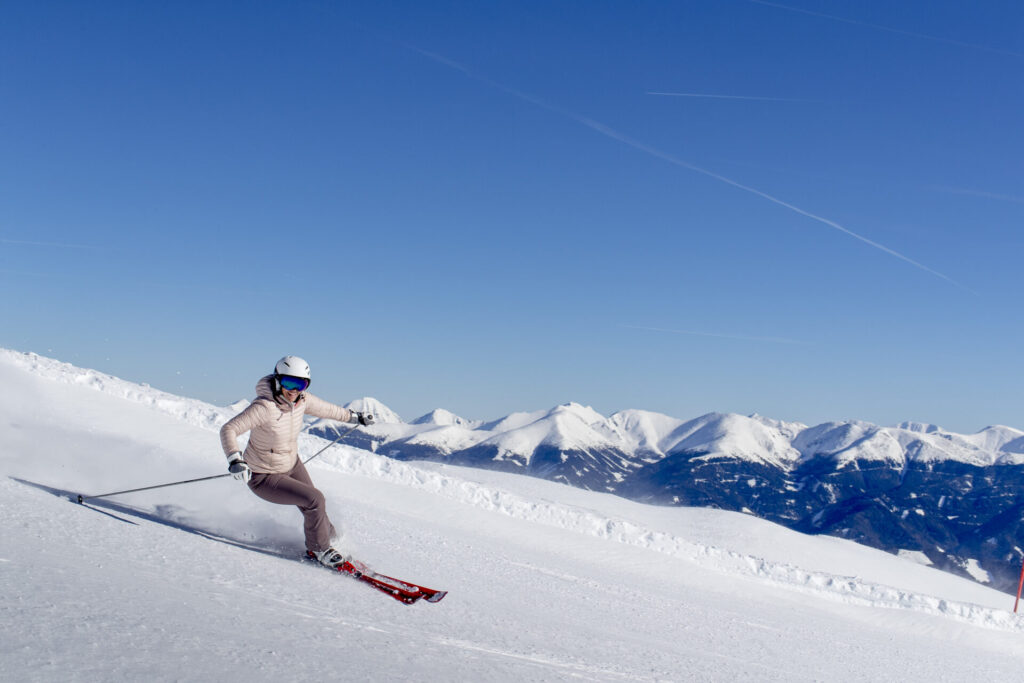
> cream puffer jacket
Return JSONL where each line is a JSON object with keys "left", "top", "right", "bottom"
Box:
{"left": 220, "top": 375, "right": 354, "bottom": 474}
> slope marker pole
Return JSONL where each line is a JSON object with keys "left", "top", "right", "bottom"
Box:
{"left": 1014, "top": 557, "right": 1024, "bottom": 613}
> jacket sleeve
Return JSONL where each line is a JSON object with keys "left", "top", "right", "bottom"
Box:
{"left": 220, "top": 401, "right": 274, "bottom": 455}
{"left": 303, "top": 394, "right": 354, "bottom": 423}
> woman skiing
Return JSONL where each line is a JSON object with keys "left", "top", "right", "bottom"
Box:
{"left": 219, "top": 355, "right": 373, "bottom": 567}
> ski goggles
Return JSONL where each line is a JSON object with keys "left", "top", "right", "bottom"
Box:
{"left": 278, "top": 375, "right": 310, "bottom": 392}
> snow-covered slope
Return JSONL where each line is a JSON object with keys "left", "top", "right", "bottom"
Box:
{"left": 3, "top": 349, "right": 1024, "bottom": 680}
{"left": 655, "top": 412, "right": 804, "bottom": 468}
{"left": 477, "top": 403, "right": 620, "bottom": 463}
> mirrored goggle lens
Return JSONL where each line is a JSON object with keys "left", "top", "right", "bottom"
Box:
{"left": 279, "top": 375, "right": 310, "bottom": 391}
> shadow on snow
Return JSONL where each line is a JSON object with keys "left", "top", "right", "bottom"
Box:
{"left": 10, "top": 476, "right": 302, "bottom": 562}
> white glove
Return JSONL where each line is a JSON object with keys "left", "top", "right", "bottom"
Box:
{"left": 226, "top": 452, "right": 251, "bottom": 483}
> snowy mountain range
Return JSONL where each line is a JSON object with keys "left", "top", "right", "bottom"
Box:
{"left": 327, "top": 400, "right": 1024, "bottom": 471}
{"left": 314, "top": 400, "right": 1024, "bottom": 592}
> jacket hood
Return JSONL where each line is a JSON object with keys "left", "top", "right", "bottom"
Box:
{"left": 255, "top": 375, "right": 276, "bottom": 400}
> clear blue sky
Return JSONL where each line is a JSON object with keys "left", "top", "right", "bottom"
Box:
{"left": 2, "top": 1, "right": 1021, "bottom": 432}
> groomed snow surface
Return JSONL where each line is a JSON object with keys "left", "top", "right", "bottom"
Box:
{"left": 2, "top": 349, "right": 1023, "bottom": 682}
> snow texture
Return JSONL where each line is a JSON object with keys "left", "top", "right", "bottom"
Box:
{"left": 3, "top": 348, "right": 1024, "bottom": 681}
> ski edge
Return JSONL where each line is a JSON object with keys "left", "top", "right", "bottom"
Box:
{"left": 306, "top": 552, "right": 446, "bottom": 605}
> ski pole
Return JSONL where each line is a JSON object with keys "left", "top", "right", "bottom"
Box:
{"left": 301, "top": 423, "right": 361, "bottom": 466}
{"left": 77, "top": 423, "right": 362, "bottom": 504}
{"left": 77, "top": 472, "right": 230, "bottom": 504}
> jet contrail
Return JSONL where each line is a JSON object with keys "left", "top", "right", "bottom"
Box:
{"left": 1, "top": 238, "right": 103, "bottom": 250}
{"left": 403, "top": 44, "right": 967, "bottom": 290}
{"left": 748, "top": 0, "right": 1024, "bottom": 59}
{"left": 647, "top": 91, "right": 807, "bottom": 102}
{"left": 622, "top": 325, "right": 810, "bottom": 346}
{"left": 0, "top": 268, "right": 60, "bottom": 277}
{"left": 934, "top": 187, "right": 1024, "bottom": 205}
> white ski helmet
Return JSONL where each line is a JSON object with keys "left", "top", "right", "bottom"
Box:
{"left": 275, "top": 355, "right": 311, "bottom": 380}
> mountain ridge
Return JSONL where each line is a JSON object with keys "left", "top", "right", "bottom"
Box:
{"left": 335, "top": 397, "right": 1024, "bottom": 470}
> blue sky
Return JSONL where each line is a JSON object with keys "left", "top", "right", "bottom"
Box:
{"left": 2, "top": 1, "right": 1021, "bottom": 432}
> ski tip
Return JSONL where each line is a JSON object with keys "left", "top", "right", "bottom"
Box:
{"left": 424, "top": 591, "right": 448, "bottom": 603}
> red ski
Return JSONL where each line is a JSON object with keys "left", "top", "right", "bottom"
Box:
{"left": 307, "top": 553, "right": 447, "bottom": 605}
